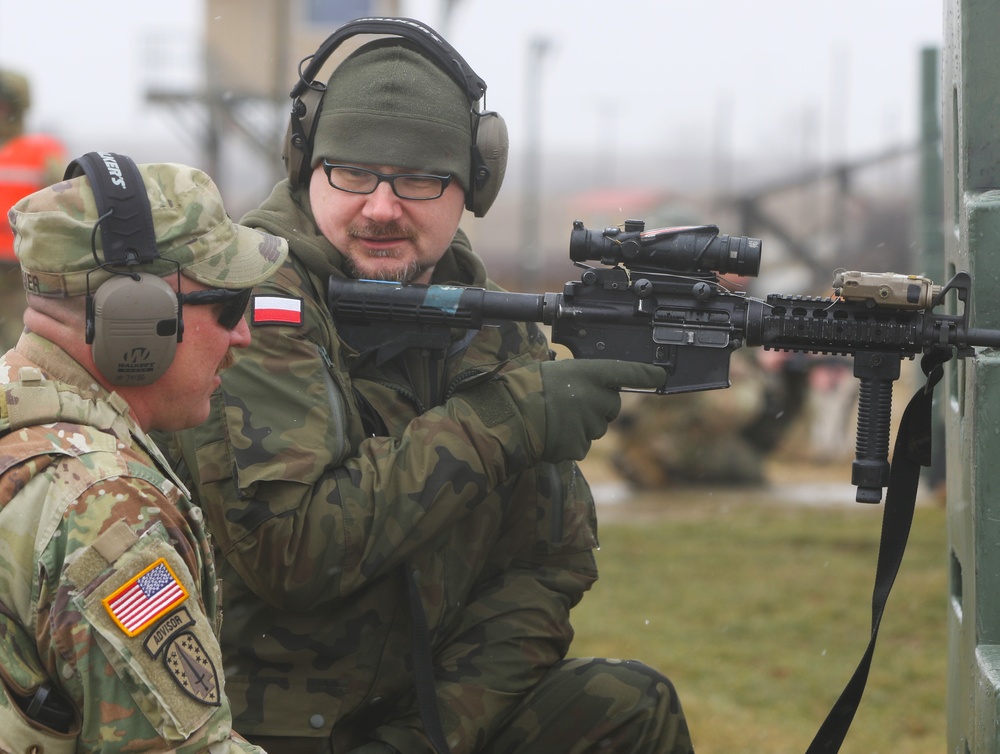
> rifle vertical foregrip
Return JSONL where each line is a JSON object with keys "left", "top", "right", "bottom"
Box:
{"left": 851, "top": 352, "right": 901, "bottom": 503}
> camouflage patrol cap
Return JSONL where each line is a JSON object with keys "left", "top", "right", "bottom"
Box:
{"left": 9, "top": 162, "right": 288, "bottom": 297}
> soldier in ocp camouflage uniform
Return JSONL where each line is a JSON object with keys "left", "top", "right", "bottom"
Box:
{"left": 0, "top": 157, "right": 287, "bottom": 753}
{"left": 163, "top": 22, "right": 695, "bottom": 754}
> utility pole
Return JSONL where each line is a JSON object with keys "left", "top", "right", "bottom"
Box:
{"left": 519, "top": 36, "right": 552, "bottom": 290}
{"left": 438, "top": 0, "right": 463, "bottom": 37}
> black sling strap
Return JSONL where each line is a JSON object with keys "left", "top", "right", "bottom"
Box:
{"left": 805, "top": 348, "right": 949, "bottom": 753}
{"left": 404, "top": 565, "right": 452, "bottom": 754}
{"left": 398, "top": 345, "right": 948, "bottom": 754}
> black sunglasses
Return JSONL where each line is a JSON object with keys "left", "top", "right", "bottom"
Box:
{"left": 180, "top": 288, "right": 252, "bottom": 330}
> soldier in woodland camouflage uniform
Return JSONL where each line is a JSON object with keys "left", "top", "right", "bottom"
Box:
{"left": 0, "top": 157, "right": 287, "bottom": 753}
{"left": 163, "top": 22, "right": 695, "bottom": 754}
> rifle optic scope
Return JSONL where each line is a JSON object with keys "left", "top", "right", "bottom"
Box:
{"left": 569, "top": 219, "right": 762, "bottom": 277}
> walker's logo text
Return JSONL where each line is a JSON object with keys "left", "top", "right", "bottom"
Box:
{"left": 98, "top": 151, "right": 126, "bottom": 189}
{"left": 117, "top": 347, "right": 154, "bottom": 378}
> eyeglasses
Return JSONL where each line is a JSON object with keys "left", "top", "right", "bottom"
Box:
{"left": 321, "top": 161, "right": 452, "bottom": 200}
{"left": 180, "top": 288, "right": 252, "bottom": 330}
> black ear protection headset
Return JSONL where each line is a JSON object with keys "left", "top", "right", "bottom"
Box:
{"left": 282, "top": 16, "right": 508, "bottom": 218}
{"left": 64, "top": 151, "right": 183, "bottom": 387}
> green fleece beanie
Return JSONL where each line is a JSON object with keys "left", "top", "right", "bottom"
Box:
{"left": 311, "top": 38, "right": 473, "bottom": 191}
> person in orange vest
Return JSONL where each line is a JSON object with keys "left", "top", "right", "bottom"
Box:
{"left": 0, "top": 69, "right": 66, "bottom": 352}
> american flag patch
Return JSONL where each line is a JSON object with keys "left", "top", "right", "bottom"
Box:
{"left": 252, "top": 295, "right": 303, "bottom": 326}
{"left": 103, "top": 559, "right": 189, "bottom": 637}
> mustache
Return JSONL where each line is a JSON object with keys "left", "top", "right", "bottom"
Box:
{"left": 347, "top": 222, "right": 416, "bottom": 242}
{"left": 218, "top": 349, "right": 237, "bottom": 374}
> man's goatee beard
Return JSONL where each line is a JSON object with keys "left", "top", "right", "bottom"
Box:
{"left": 344, "top": 255, "right": 423, "bottom": 284}
{"left": 343, "top": 222, "right": 426, "bottom": 283}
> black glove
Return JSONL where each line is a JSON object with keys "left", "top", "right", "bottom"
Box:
{"left": 503, "top": 359, "right": 666, "bottom": 462}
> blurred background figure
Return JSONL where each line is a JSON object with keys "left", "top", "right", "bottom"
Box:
{"left": 0, "top": 68, "right": 67, "bottom": 352}
{"left": 612, "top": 348, "right": 814, "bottom": 488}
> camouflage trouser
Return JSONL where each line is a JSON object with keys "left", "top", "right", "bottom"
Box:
{"left": 245, "top": 657, "right": 695, "bottom": 754}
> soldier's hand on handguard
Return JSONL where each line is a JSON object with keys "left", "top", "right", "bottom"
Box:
{"left": 499, "top": 359, "right": 667, "bottom": 462}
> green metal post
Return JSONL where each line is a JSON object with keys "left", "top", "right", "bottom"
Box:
{"left": 943, "top": 1, "right": 1000, "bottom": 751}
{"left": 920, "top": 46, "right": 946, "bottom": 492}
{"left": 919, "top": 45, "right": 944, "bottom": 288}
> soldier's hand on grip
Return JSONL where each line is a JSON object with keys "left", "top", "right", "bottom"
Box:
{"left": 539, "top": 360, "right": 666, "bottom": 460}
{"left": 494, "top": 359, "right": 666, "bottom": 463}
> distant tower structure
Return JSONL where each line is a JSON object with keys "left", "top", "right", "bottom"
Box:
{"left": 145, "top": 0, "right": 401, "bottom": 206}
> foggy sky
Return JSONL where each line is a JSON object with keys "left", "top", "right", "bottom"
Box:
{"left": 0, "top": 0, "right": 942, "bottom": 199}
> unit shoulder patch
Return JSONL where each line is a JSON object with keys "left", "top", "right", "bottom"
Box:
{"left": 162, "top": 630, "right": 220, "bottom": 705}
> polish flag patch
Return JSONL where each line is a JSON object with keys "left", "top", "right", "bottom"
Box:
{"left": 252, "top": 295, "right": 303, "bottom": 326}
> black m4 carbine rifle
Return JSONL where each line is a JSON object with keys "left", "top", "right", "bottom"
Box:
{"left": 328, "top": 219, "right": 1000, "bottom": 504}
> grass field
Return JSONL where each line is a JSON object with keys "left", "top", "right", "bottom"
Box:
{"left": 568, "top": 470, "right": 948, "bottom": 754}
